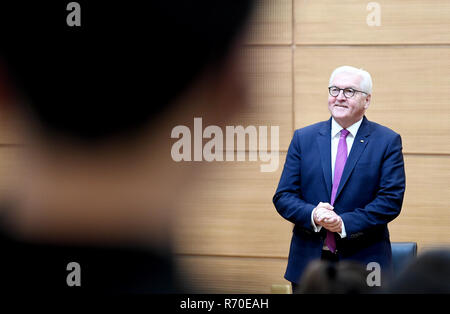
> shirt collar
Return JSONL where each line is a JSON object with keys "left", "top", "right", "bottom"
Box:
{"left": 331, "top": 117, "right": 363, "bottom": 138}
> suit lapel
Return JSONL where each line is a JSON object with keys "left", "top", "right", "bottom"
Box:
{"left": 317, "top": 118, "right": 332, "bottom": 200}
{"left": 334, "top": 116, "right": 371, "bottom": 202}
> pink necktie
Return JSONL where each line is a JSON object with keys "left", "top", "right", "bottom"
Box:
{"left": 326, "top": 129, "right": 350, "bottom": 253}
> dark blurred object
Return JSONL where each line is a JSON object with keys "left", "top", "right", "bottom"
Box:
{"left": 0, "top": 220, "right": 179, "bottom": 294}
{"left": 0, "top": 0, "right": 254, "bottom": 142}
{"left": 0, "top": 0, "right": 255, "bottom": 294}
{"left": 391, "top": 242, "right": 417, "bottom": 277}
{"left": 387, "top": 248, "right": 450, "bottom": 293}
{"left": 296, "top": 260, "right": 375, "bottom": 294}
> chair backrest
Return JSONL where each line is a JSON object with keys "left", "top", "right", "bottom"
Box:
{"left": 391, "top": 242, "right": 417, "bottom": 276}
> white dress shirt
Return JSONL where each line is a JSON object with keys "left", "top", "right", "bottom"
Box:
{"left": 311, "top": 117, "right": 363, "bottom": 249}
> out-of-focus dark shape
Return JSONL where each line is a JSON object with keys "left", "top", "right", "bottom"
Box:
{"left": 0, "top": 0, "right": 255, "bottom": 294}
{"left": 0, "top": 0, "right": 254, "bottom": 142}
{"left": 296, "top": 260, "right": 375, "bottom": 294}
{"left": 387, "top": 248, "right": 450, "bottom": 293}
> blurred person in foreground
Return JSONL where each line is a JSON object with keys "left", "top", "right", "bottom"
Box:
{"left": 0, "top": 0, "right": 255, "bottom": 294}
{"left": 296, "top": 260, "right": 375, "bottom": 294}
{"left": 386, "top": 248, "right": 450, "bottom": 293}
{"left": 273, "top": 66, "right": 405, "bottom": 293}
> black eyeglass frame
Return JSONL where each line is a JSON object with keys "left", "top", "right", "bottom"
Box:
{"left": 328, "top": 86, "right": 369, "bottom": 98}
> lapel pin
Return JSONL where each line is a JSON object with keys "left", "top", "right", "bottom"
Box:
{"left": 360, "top": 140, "right": 364, "bottom": 143}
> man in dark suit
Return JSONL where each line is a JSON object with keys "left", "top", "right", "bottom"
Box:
{"left": 273, "top": 66, "right": 406, "bottom": 292}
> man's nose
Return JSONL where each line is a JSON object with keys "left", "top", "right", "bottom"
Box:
{"left": 336, "top": 89, "right": 346, "bottom": 100}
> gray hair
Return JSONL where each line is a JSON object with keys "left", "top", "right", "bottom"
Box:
{"left": 329, "top": 66, "right": 373, "bottom": 94}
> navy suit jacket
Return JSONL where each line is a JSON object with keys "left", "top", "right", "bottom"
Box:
{"left": 273, "top": 116, "right": 405, "bottom": 283}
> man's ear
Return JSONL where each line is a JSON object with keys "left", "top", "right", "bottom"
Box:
{"left": 364, "top": 94, "right": 371, "bottom": 109}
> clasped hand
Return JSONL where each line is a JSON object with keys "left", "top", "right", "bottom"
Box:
{"left": 313, "top": 202, "right": 342, "bottom": 233}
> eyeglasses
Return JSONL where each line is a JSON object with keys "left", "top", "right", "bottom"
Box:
{"left": 328, "top": 86, "right": 368, "bottom": 98}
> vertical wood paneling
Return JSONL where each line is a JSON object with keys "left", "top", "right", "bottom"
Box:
{"left": 295, "top": 0, "right": 450, "bottom": 44}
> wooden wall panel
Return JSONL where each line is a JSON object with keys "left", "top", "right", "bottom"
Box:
{"left": 0, "top": 1, "right": 447, "bottom": 294}
{"left": 232, "top": 47, "right": 292, "bottom": 151}
{"left": 389, "top": 155, "right": 450, "bottom": 250}
{"left": 294, "top": 46, "right": 450, "bottom": 154}
{"left": 176, "top": 255, "right": 290, "bottom": 293}
{"left": 173, "top": 155, "right": 293, "bottom": 258}
{"left": 246, "top": 0, "right": 292, "bottom": 45}
{"left": 295, "top": 0, "right": 450, "bottom": 44}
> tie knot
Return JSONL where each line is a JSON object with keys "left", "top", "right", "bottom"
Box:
{"left": 340, "top": 129, "right": 350, "bottom": 138}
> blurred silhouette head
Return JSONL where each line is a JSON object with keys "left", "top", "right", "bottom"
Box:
{"left": 297, "top": 260, "right": 374, "bottom": 294}
{"left": 0, "top": 1, "right": 255, "bottom": 141}
{"left": 0, "top": 0, "right": 255, "bottom": 245}
{"left": 387, "top": 248, "right": 450, "bottom": 293}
